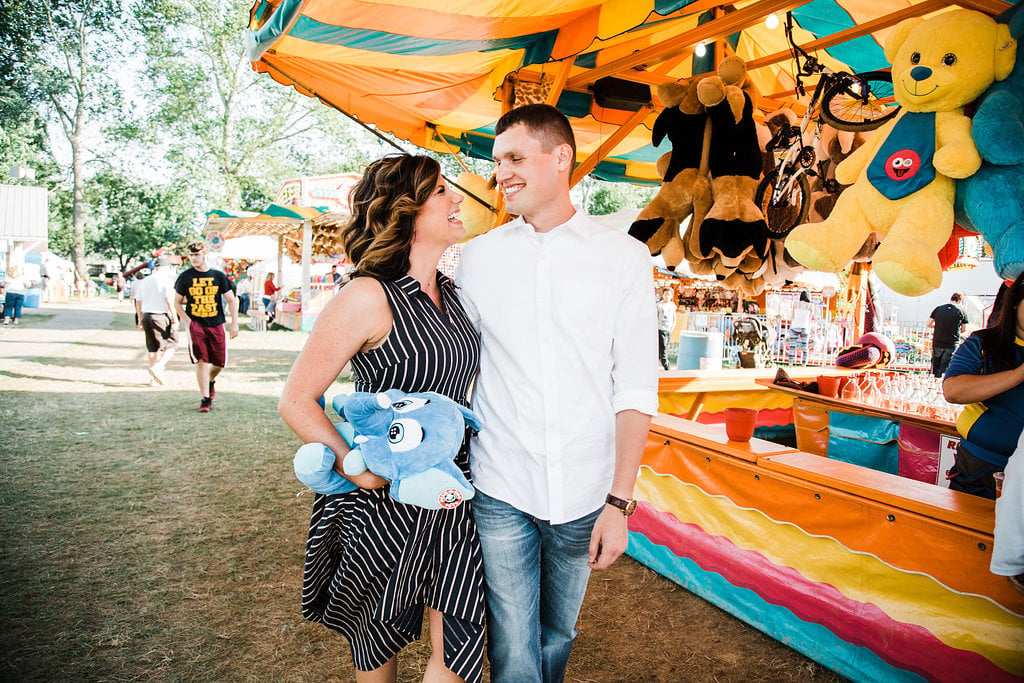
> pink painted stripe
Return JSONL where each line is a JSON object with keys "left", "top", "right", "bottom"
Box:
{"left": 631, "top": 504, "right": 1014, "bottom": 681}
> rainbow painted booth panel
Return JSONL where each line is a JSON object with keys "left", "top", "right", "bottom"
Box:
{"left": 627, "top": 417, "right": 1024, "bottom": 682}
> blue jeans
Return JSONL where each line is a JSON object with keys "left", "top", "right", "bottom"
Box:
{"left": 3, "top": 292, "right": 24, "bottom": 321}
{"left": 473, "top": 490, "right": 601, "bottom": 683}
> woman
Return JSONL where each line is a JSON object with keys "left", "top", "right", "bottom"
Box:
{"left": 262, "top": 272, "right": 281, "bottom": 322}
{"left": 2, "top": 264, "right": 29, "bottom": 325}
{"left": 942, "top": 271, "right": 1024, "bottom": 499}
{"left": 278, "top": 155, "right": 483, "bottom": 682}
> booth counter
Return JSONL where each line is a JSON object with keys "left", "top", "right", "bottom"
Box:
{"left": 640, "top": 373, "right": 1023, "bottom": 680}
{"left": 627, "top": 413, "right": 1023, "bottom": 682}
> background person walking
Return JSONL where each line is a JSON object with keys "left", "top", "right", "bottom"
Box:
{"left": 174, "top": 243, "right": 238, "bottom": 412}
{"left": 929, "top": 292, "right": 968, "bottom": 377}
{"left": 133, "top": 256, "right": 179, "bottom": 385}
{"left": 1, "top": 265, "right": 29, "bottom": 326}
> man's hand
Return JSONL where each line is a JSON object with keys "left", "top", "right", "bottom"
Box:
{"left": 587, "top": 506, "right": 629, "bottom": 570}
{"left": 228, "top": 321, "right": 239, "bottom": 339}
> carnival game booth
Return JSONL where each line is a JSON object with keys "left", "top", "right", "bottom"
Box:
{"left": 244, "top": 0, "right": 1024, "bottom": 679}
{"left": 204, "top": 174, "right": 361, "bottom": 331}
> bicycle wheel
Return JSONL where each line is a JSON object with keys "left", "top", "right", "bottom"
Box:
{"left": 821, "top": 70, "right": 900, "bottom": 132}
{"left": 756, "top": 169, "right": 810, "bottom": 239}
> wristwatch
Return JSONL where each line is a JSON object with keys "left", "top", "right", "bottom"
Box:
{"left": 605, "top": 493, "right": 638, "bottom": 517}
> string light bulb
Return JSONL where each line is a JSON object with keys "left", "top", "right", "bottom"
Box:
{"left": 694, "top": 41, "right": 707, "bottom": 57}
{"left": 765, "top": 12, "right": 779, "bottom": 30}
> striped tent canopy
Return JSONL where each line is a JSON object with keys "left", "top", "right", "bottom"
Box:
{"left": 246, "top": 0, "right": 1014, "bottom": 185}
{"left": 204, "top": 203, "right": 329, "bottom": 238}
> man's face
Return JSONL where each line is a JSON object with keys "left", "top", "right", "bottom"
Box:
{"left": 492, "top": 123, "right": 568, "bottom": 223}
{"left": 188, "top": 250, "right": 208, "bottom": 270}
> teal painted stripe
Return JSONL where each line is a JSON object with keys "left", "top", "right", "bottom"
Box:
{"left": 792, "top": 0, "right": 889, "bottom": 73}
{"left": 289, "top": 16, "right": 557, "bottom": 64}
{"left": 627, "top": 534, "right": 926, "bottom": 683}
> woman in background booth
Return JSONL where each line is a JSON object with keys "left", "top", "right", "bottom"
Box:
{"left": 942, "top": 271, "right": 1024, "bottom": 499}
{"left": 262, "top": 272, "right": 281, "bottom": 323}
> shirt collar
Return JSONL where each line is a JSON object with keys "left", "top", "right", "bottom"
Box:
{"left": 394, "top": 272, "right": 455, "bottom": 297}
{"left": 513, "top": 208, "right": 595, "bottom": 239}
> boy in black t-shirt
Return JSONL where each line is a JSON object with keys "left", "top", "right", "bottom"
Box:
{"left": 174, "top": 242, "right": 239, "bottom": 412}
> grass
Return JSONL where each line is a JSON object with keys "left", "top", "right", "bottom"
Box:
{"left": 0, "top": 302, "right": 844, "bottom": 682}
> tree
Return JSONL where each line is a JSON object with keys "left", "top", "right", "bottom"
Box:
{"left": 135, "top": 0, "right": 378, "bottom": 212}
{"left": 87, "top": 170, "right": 192, "bottom": 271}
{"left": 7, "top": 0, "right": 128, "bottom": 280}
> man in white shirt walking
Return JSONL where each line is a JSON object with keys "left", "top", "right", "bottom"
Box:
{"left": 133, "top": 256, "right": 179, "bottom": 385}
{"left": 457, "top": 104, "right": 658, "bottom": 682}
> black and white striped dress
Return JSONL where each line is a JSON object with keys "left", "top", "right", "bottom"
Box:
{"left": 301, "top": 273, "right": 485, "bottom": 681}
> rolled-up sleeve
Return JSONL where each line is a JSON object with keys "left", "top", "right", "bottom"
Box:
{"left": 610, "top": 239, "right": 659, "bottom": 416}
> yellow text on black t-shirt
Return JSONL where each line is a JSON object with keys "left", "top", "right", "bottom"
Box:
{"left": 188, "top": 277, "right": 220, "bottom": 319}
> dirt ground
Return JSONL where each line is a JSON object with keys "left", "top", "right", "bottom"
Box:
{"left": 0, "top": 299, "right": 845, "bottom": 682}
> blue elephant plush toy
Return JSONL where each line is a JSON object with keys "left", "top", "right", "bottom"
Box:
{"left": 292, "top": 389, "right": 482, "bottom": 510}
{"left": 956, "top": 5, "right": 1024, "bottom": 280}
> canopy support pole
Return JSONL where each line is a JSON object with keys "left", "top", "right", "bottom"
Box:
{"left": 301, "top": 219, "right": 312, "bottom": 313}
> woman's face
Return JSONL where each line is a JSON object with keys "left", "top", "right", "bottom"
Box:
{"left": 413, "top": 177, "right": 464, "bottom": 249}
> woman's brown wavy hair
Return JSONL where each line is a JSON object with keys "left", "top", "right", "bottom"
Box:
{"left": 341, "top": 154, "right": 441, "bottom": 281}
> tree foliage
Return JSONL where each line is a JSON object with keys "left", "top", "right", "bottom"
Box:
{"left": 135, "top": 0, "right": 380, "bottom": 213}
{"left": 86, "top": 170, "right": 192, "bottom": 271}
{"left": 5, "top": 0, "right": 129, "bottom": 279}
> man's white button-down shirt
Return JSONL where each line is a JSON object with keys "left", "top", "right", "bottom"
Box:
{"left": 456, "top": 211, "right": 658, "bottom": 524}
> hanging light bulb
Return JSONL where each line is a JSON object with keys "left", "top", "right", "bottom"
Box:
{"left": 694, "top": 41, "right": 707, "bottom": 57}
{"left": 765, "top": 12, "right": 779, "bottom": 30}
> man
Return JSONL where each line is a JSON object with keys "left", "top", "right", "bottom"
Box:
{"left": 929, "top": 292, "right": 968, "bottom": 377}
{"left": 174, "top": 242, "right": 239, "bottom": 412}
{"left": 330, "top": 264, "right": 344, "bottom": 290}
{"left": 657, "top": 287, "right": 677, "bottom": 370}
{"left": 456, "top": 104, "right": 658, "bottom": 682}
{"left": 133, "top": 256, "right": 178, "bottom": 385}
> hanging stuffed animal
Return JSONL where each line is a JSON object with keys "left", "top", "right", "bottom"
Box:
{"left": 955, "top": 4, "right": 1024, "bottom": 280}
{"left": 627, "top": 81, "right": 713, "bottom": 269}
{"left": 785, "top": 10, "right": 1016, "bottom": 296}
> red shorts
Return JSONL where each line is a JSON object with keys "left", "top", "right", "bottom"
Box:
{"left": 187, "top": 320, "right": 228, "bottom": 367}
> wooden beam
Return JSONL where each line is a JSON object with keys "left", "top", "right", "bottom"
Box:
{"left": 544, "top": 58, "right": 575, "bottom": 106}
{"left": 570, "top": 104, "right": 653, "bottom": 186}
{"left": 953, "top": 0, "right": 1015, "bottom": 16}
{"left": 567, "top": 0, "right": 811, "bottom": 90}
{"left": 745, "top": 0, "right": 947, "bottom": 73}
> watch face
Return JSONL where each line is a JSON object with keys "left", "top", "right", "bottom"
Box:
{"left": 624, "top": 499, "right": 638, "bottom": 516}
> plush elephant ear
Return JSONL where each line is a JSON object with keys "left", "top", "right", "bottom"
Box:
{"left": 456, "top": 403, "right": 484, "bottom": 432}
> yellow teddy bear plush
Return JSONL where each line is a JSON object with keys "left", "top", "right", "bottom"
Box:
{"left": 785, "top": 10, "right": 1016, "bottom": 296}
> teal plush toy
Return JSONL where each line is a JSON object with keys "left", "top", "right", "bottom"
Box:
{"left": 955, "top": 4, "right": 1024, "bottom": 280}
{"left": 292, "top": 389, "right": 482, "bottom": 510}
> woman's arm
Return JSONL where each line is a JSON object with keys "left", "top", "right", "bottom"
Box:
{"left": 278, "top": 278, "right": 392, "bottom": 489}
{"left": 943, "top": 361, "right": 1024, "bottom": 404}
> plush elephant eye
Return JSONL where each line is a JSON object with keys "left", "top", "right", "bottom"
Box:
{"left": 391, "top": 397, "right": 429, "bottom": 413}
{"left": 910, "top": 52, "right": 921, "bottom": 65}
{"left": 942, "top": 53, "right": 957, "bottom": 67}
{"left": 388, "top": 419, "right": 424, "bottom": 452}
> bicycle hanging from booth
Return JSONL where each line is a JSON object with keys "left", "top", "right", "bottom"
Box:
{"left": 755, "top": 12, "right": 901, "bottom": 239}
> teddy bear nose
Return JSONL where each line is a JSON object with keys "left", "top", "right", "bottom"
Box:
{"left": 910, "top": 66, "right": 933, "bottom": 81}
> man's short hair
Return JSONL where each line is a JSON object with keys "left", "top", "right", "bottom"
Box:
{"left": 495, "top": 103, "right": 576, "bottom": 163}
{"left": 951, "top": 292, "right": 963, "bottom": 303}
{"left": 187, "top": 242, "right": 206, "bottom": 254}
